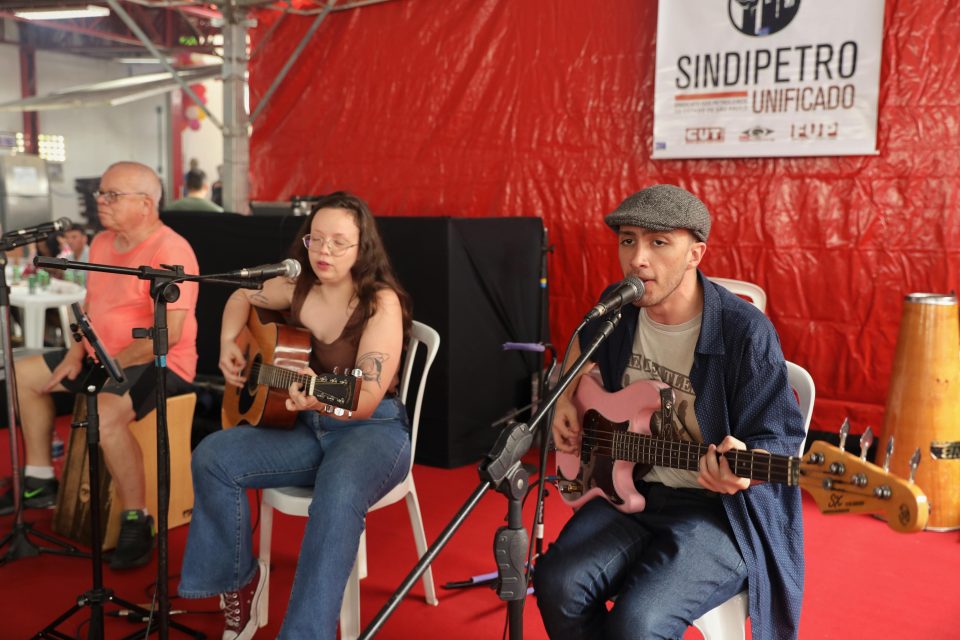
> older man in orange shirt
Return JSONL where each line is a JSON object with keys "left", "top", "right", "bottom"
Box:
{"left": 0, "top": 162, "right": 199, "bottom": 570}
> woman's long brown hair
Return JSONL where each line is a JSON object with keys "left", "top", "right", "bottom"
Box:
{"left": 289, "top": 192, "right": 412, "bottom": 341}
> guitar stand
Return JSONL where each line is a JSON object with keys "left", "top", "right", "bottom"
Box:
{"left": 359, "top": 314, "right": 622, "bottom": 640}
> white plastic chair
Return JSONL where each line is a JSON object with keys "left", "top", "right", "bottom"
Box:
{"left": 257, "top": 320, "right": 441, "bottom": 639}
{"left": 710, "top": 277, "right": 768, "bottom": 313}
{"left": 690, "top": 360, "right": 815, "bottom": 639}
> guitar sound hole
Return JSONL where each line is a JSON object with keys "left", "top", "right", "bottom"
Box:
{"left": 237, "top": 354, "right": 262, "bottom": 414}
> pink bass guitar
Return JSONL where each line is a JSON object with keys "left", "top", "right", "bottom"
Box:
{"left": 554, "top": 375, "right": 929, "bottom": 532}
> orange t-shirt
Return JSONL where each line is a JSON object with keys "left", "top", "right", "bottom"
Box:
{"left": 84, "top": 225, "right": 199, "bottom": 382}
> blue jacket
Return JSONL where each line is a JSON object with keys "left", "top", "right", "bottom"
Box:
{"left": 580, "top": 271, "right": 804, "bottom": 640}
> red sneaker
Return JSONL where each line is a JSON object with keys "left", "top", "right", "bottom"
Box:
{"left": 220, "top": 560, "right": 267, "bottom": 640}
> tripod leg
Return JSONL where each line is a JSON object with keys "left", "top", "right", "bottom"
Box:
{"left": 32, "top": 601, "right": 84, "bottom": 639}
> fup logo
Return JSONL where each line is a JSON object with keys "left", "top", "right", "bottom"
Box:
{"left": 729, "top": 0, "right": 800, "bottom": 37}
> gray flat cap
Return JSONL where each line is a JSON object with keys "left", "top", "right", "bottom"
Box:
{"left": 605, "top": 184, "right": 711, "bottom": 242}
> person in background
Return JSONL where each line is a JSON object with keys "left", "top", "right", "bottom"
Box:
{"left": 182, "top": 157, "right": 199, "bottom": 197}
{"left": 165, "top": 169, "right": 224, "bottom": 213}
{"left": 211, "top": 164, "right": 223, "bottom": 208}
{"left": 63, "top": 225, "right": 90, "bottom": 263}
{"left": 0, "top": 161, "right": 200, "bottom": 571}
{"left": 534, "top": 184, "right": 805, "bottom": 640}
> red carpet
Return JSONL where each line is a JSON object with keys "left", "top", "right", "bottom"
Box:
{"left": 2, "top": 421, "right": 959, "bottom": 639}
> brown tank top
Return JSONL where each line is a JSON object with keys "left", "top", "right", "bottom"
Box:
{"left": 294, "top": 302, "right": 400, "bottom": 396}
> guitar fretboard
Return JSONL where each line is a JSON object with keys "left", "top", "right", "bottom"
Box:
{"left": 582, "top": 423, "right": 800, "bottom": 485}
{"left": 252, "top": 362, "right": 313, "bottom": 393}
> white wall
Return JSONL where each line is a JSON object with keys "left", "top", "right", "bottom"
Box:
{"left": 0, "top": 42, "right": 224, "bottom": 221}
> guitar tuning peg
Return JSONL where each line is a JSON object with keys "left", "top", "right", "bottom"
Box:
{"left": 859, "top": 426, "right": 873, "bottom": 462}
{"left": 838, "top": 417, "right": 851, "bottom": 452}
{"left": 909, "top": 447, "right": 921, "bottom": 483}
{"left": 883, "top": 436, "right": 894, "bottom": 473}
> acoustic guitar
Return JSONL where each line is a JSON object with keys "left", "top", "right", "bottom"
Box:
{"left": 221, "top": 307, "right": 362, "bottom": 429}
{"left": 555, "top": 374, "right": 929, "bottom": 533}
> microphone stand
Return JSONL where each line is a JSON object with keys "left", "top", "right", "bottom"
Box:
{"left": 37, "top": 256, "right": 258, "bottom": 640}
{"left": 0, "top": 233, "right": 88, "bottom": 565}
{"left": 360, "top": 312, "right": 622, "bottom": 640}
{"left": 36, "top": 306, "right": 159, "bottom": 639}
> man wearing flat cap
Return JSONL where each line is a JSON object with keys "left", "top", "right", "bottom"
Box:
{"left": 535, "top": 185, "right": 805, "bottom": 640}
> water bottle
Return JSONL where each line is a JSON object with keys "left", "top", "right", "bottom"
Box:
{"left": 51, "top": 431, "right": 65, "bottom": 478}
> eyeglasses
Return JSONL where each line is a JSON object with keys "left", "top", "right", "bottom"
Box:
{"left": 302, "top": 234, "right": 358, "bottom": 256}
{"left": 93, "top": 190, "right": 148, "bottom": 204}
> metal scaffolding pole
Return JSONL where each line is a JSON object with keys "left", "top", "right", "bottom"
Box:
{"left": 222, "top": 2, "right": 251, "bottom": 214}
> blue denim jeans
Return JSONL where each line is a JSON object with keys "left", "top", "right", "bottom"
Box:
{"left": 178, "top": 396, "right": 410, "bottom": 639}
{"left": 533, "top": 483, "right": 747, "bottom": 640}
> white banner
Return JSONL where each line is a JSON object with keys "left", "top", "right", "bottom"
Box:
{"left": 652, "top": 0, "right": 885, "bottom": 159}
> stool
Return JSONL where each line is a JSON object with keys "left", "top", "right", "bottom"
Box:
{"left": 53, "top": 393, "right": 197, "bottom": 550}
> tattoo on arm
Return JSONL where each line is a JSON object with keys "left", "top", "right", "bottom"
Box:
{"left": 250, "top": 291, "right": 271, "bottom": 306}
{"left": 357, "top": 351, "right": 388, "bottom": 389}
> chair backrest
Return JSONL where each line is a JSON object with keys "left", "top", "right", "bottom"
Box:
{"left": 785, "top": 360, "right": 815, "bottom": 454}
{"left": 398, "top": 320, "right": 441, "bottom": 475}
{"left": 710, "top": 277, "right": 768, "bottom": 313}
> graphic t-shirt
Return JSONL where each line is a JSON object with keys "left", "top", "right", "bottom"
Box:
{"left": 621, "top": 308, "right": 703, "bottom": 488}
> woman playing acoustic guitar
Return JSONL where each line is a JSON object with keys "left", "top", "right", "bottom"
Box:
{"left": 178, "top": 192, "right": 413, "bottom": 640}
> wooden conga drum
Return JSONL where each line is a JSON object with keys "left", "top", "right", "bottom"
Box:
{"left": 878, "top": 293, "right": 960, "bottom": 530}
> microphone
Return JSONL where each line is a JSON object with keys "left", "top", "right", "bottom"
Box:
{"left": 2, "top": 217, "right": 72, "bottom": 239}
{"left": 229, "top": 258, "right": 301, "bottom": 280}
{"left": 584, "top": 275, "right": 645, "bottom": 321}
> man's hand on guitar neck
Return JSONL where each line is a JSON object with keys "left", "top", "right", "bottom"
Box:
{"left": 697, "top": 435, "right": 759, "bottom": 495}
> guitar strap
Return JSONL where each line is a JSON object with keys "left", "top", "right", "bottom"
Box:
{"left": 653, "top": 387, "right": 675, "bottom": 438}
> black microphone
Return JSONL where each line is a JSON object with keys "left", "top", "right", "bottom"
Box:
{"left": 584, "top": 275, "right": 645, "bottom": 321}
{"left": 229, "top": 258, "right": 302, "bottom": 280}
{"left": 2, "top": 217, "right": 72, "bottom": 239}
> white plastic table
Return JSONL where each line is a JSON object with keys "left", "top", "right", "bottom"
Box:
{"left": 8, "top": 280, "right": 86, "bottom": 349}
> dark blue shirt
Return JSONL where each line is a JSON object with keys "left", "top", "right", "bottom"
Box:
{"left": 580, "top": 271, "right": 804, "bottom": 640}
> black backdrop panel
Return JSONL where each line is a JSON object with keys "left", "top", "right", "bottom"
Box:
{"left": 162, "top": 211, "right": 546, "bottom": 468}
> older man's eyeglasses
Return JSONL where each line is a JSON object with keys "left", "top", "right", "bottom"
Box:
{"left": 302, "top": 235, "right": 358, "bottom": 256}
{"left": 93, "top": 190, "right": 148, "bottom": 204}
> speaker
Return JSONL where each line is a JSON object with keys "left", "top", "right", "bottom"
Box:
{"left": 377, "top": 217, "right": 546, "bottom": 467}
{"left": 162, "top": 212, "right": 547, "bottom": 468}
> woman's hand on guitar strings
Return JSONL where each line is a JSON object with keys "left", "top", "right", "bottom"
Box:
{"left": 697, "top": 436, "right": 753, "bottom": 495}
{"left": 219, "top": 340, "right": 248, "bottom": 387}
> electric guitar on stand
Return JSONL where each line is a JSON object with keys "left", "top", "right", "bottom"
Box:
{"left": 556, "top": 374, "right": 929, "bottom": 533}
{"left": 221, "top": 307, "right": 362, "bottom": 428}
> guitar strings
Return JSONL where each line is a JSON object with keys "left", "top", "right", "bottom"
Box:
{"left": 250, "top": 362, "right": 311, "bottom": 388}
{"left": 578, "top": 431, "right": 797, "bottom": 479}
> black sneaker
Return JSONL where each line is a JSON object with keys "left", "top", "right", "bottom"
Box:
{"left": 109, "top": 510, "right": 156, "bottom": 570}
{"left": 0, "top": 476, "right": 59, "bottom": 516}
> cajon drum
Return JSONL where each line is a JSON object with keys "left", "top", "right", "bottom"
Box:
{"left": 878, "top": 294, "right": 960, "bottom": 531}
{"left": 53, "top": 393, "right": 197, "bottom": 550}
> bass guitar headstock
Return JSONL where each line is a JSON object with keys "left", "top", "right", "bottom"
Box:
{"left": 799, "top": 433, "right": 929, "bottom": 533}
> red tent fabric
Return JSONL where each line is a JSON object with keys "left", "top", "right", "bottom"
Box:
{"left": 248, "top": 0, "right": 960, "bottom": 436}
